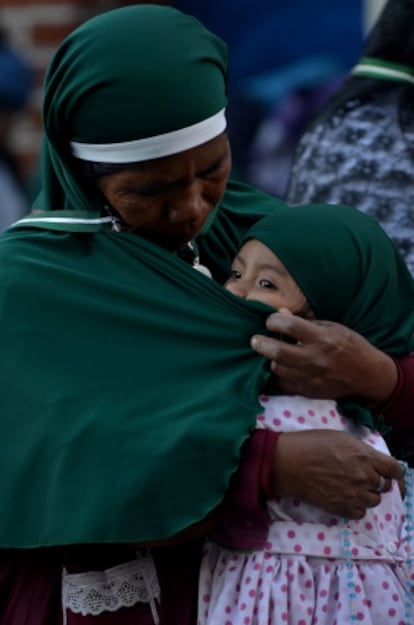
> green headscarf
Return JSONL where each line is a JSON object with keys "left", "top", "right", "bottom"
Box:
{"left": 0, "top": 6, "right": 284, "bottom": 547}
{"left": 30, "top": 4, "right": 228, "bottom": 220}
{"left": 244, "top": 204, "right": 414, "bottom": 428}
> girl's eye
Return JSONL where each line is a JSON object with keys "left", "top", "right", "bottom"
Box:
{"left": 259, "top": 279, "right": 276, "bottom": 289}
{"left": 229, "top": 269, "right": 242, "bottom": 279}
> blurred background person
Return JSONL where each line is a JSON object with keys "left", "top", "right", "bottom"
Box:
{"left": 0, "top": 25, "right": 32, "bottom": 230}
{"left": 172, "top": 0, "right": 366, "bottom": 196}
{"left": 1, "top": 0, "right": 386, "bottom": 208}
{"left": 287, "top": 0, "right": 414, "bottom": 275}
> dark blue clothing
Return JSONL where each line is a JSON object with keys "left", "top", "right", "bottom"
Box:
{"left": 175, "top": 1, "right": 363, "bottom": 87}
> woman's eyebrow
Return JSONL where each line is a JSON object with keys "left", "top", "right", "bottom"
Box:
{"left": 130, "top": 152, "right": 229, "bottom": 186}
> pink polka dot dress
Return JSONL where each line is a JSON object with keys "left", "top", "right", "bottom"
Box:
{"left": 198, "top": 395, "right": 413, "bottom": 625}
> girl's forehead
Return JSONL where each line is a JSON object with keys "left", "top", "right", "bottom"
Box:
{"left": 237, "top": 239, "right": 291, "bottom": 277}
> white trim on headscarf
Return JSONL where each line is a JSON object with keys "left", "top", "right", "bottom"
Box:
{"left": 70, "top": 109, "right": 226, "bottom": 163}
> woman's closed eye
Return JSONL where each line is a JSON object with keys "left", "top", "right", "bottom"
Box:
{"left": 199, "top": 154, "right": 231, "bottom": 179}
{"left": 131, "top": 182, "right": 169, "bottom": 197}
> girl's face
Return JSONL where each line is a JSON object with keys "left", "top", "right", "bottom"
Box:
{"left": 225, "top": 239, "right": 314, "bottom": 317}
{"left": 96, "top": 133, "right": 231, "bottom": 250}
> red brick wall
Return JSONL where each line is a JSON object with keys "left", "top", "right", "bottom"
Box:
{"left": 1, "top": 0, "right": 167, "bottom": 175}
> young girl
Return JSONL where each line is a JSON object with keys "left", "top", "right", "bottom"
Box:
{"left": 198, "top": 204, "right": 414, "bottom": 625}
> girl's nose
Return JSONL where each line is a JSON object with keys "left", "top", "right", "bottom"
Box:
{"left": 225, "top": 281, "right": 248, "bottom": 299}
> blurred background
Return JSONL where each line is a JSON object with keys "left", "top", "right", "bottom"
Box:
{"left": 0, "top": 0, "right": 387, "bottom": 223}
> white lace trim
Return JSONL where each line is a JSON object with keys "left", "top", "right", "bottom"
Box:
{"left": 62, "top": 550, "right": 160, "bottom": 623}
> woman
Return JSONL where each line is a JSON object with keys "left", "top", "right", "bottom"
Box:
{"left": 0, "top": 5, "right": 411, "bottom": 623}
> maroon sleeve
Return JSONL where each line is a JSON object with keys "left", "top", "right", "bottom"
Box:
{"left": 230, "top": 429, "right": 280, "bottom": 510}
{"left": 382, "top": 354, "right": 414, "bottom": 432}
{"left": 210, "top": 429, "right": 279, "bottom": 550}
{"left": 381, "top": 354, "right": 414, "bottom": 461}
{"left": 259, "top": 430, "right": 280, "bottom": 499}
{"left": 0, "top": 550, "right": 62, "bottom": 624}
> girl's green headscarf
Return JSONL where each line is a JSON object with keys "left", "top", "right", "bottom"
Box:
{"left": 244, "top": 204, "right": 414, "bottom": 427}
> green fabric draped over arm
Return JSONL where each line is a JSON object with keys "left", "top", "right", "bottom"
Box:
{"left": 0, "top": 220, "right": 274, "bottom": 548}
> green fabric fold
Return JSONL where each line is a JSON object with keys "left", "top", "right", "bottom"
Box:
{"left": 0, "top": 222, "right": 276, "bottom": 547}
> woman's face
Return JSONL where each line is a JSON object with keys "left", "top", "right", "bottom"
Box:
{"left": 225, "top": 239, "right": 314, "bottom": 317}
{"left": 97, "top": 132, "right": 231, "bottom": 250}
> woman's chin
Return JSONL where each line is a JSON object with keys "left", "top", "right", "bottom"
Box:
{"left": 137, "top": 230, "right": 194, "bottom": 251}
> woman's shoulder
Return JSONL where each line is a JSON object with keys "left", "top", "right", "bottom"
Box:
{"left": 222, "top": 179, "right": 286, "bottom": 218}
{"left": 199, "top": 180, "right": 287, "bottom": 281}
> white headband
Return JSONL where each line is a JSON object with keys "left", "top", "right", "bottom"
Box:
{"left": 70, "top": 109, "right": 227, "bottom": 163}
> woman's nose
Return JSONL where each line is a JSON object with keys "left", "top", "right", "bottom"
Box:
{"left": 168, "top": 183, "right": 204, "bottom": 224}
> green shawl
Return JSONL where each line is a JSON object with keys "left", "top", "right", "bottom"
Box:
{"left": 244, "top": 205, "right": 414, "bottom": 428}
{"left": 0, "top": 209, "right": 277, "bottom": 548}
